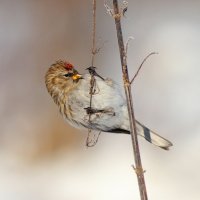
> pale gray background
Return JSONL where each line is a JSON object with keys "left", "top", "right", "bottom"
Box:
{"left": 0, "top": 0, "right": 200, "bottom": 199}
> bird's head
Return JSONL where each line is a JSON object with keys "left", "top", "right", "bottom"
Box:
{"left": 45, "top": 60, "right": 82, "bottom": 104}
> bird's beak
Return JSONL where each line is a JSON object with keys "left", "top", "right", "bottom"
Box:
{"left": 72, "top": 73, "right": 82, "bottom": 81}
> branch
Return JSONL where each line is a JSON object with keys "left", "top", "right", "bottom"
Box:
{"left": 86, "top": 0, "right": 98, "bottom": 147}
{"left": 91, "top": 0, "right": 97, "bottom": 66}
{"left": 112, "top": 1, "right": 148, "bottom": 199}
{"left": 130, "top": 52, "right": 158, "bottom": 84}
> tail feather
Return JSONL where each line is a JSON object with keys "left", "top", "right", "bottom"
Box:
{"left": 136, "top": 121, "right": 173, "bottom": 150}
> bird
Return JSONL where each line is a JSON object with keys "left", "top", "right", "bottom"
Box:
{"left": 45, "top": 60, "right": 173, "bottom": 150}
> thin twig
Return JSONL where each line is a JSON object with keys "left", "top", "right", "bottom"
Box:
{"left": 104, "top": 0, "right": 114, "bottom": 16}
{"left": 86, "top": 69, "right": 96, "bottom": 147}
{"left": 125, "top": 36, "right": 134, "bottom": 56}
{"left": 91, "top": 0, "right": 97, "bottom": 66}
{"left": 130, "top": 52, "right": 158, "bottom": 84}
{"left": 86, "top": 0, "right": 99, "bottom": 147}
{"left": 112, "top": 1, "right": 148, "bottom": 200}
{"left": 122, "top": 1, "right": 128, "bottom": 17}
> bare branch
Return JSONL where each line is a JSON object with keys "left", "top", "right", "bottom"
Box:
{"left": 86, "top": 0, "right": 99, "bottom": 147}
{"left": 104, "top": 0, "right": 128, "bottom": 18}
{"left": 130, "top": 52, "right": 158, "bottom": 84}
{"left": 112, "top": 0, "right": 148, "bottom": 199}
{"left": 104, "top": 0, "right": 114, "bottom": 16}
{"left": 125, "top": 36, "right": 134, "bottom": 56}
{"left": 122, "top": 1, "right": 128, "bottom": 16}
{"left": 91, "top": 0, "right": 97, "bottom": 66}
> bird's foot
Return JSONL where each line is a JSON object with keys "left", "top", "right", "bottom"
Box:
{"left": 84, "top": 107, "right": 105, "bottom": 115}
{"left": 86, "top": 66, "right": 105, "bottom": 81}
{"left": 84, "top": 107, "right": 115, "bottom": 116}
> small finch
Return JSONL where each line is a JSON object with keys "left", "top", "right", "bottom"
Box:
{"left": 45, "top": 60, "right": 172, "bottom": 150}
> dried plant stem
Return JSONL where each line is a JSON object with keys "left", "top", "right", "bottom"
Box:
{"left": 91, "top": 0, "right": 97, "bottom": 66}
{"left": 131, "top": 52, "right": 158, "bottom": 84}
{"left": 112, "top": 0, "right": 148, "bottom": 199}
{"left": 86, "top": 0, "right": 98, "bottom": 147}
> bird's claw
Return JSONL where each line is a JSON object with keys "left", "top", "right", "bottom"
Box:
{"left": 84, "top": 107, "right": 104, "bottom": 115}
{"left": 86, "top": 66, "right": 105, "bottom": 81}
{"left": 84, "top": 107, "right": 115, "bottom": 116}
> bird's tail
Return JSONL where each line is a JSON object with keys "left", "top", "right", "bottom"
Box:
{"left": 136, "top": 121, "right": 173, "bottom": 150}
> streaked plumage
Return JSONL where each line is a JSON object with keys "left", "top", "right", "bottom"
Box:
{"left": 45, "top": 60, "right": 173, "bottom": 150}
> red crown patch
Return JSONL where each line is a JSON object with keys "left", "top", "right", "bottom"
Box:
{"left": 64, "top": 62, "right": 74, "bottom": 70}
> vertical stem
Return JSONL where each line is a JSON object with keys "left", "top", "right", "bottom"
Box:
{"left": 91, "top": 0, "right": 97, "bottom": 66}
{"left": 112, "top": 1, "right": 148, "bottom": 200}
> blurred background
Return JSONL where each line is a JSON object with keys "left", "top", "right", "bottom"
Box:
{"left": 1, "top": 0, "right": 200, "bottom": 199}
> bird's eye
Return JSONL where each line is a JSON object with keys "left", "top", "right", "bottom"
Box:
{"left": 64, "top": 73, "right": 73, "bottom": 78}
{"left": 64, "top": 74, "right": 70, "bottom": 77}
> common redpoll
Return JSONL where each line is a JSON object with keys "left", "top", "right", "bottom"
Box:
{"left": 45, "top": 60, "right": 172, "bottom": 150}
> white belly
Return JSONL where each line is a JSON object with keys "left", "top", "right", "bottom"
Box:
{"left": 66, "top": 74, "right": 128, "bottom": 132}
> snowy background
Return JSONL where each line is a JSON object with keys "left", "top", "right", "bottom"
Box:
{"left": 0, "top": 0, "right": 200, "bottom": 199}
